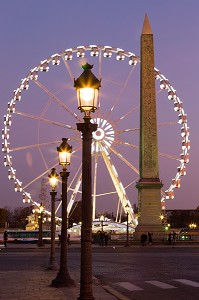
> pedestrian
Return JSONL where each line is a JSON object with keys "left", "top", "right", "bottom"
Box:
{"left": 58, "top": 234, "right": 61, "bottom": 246}
{"left": 168, "top": 232, "right": 172, "bottom": 245}
{"left": 4, "top": 230, "right": 8, "bottom": 247}
{"left": 141, "top": 233, "right": 147, "bottom": 247}
{"left": 99, "top": 231, "right": 105, "bottom": 246}
{"left": 104, "top": 232, "right": 109, "bottom": 246}
{"left": 67, "top": 234, "right": 71, "bottom": 246}
{"left": 148, "top": 232, "right": 153, "bottom": 245}
{"left": 172, "top": 231, "right": 177, "bottom": 244}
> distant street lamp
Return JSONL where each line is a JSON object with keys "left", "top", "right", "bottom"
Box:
{"left": 38, "top": 202, "right": 44, "bottom": 247}
{"left": 48, "top": 168, "right": 59, "bottom": 270}
{"left": 51, "top": 138, "right": 75, "bottom": 287}
{"left": 189, "top": 223, "right": 197, "bottom": 229}
{"left": 125, "top": 203, "right": 130, "bottom": 247}
{"left": 160, "top": 214, "right": 164, "bottom": 222}
{"left": 99, "top": 214, "right": 105, "bottom": 232}
{"left": 74, "top": 63, "right": 101, "bottom": 300}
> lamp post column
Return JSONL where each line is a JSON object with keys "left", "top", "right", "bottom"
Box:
{"left": 77, "top": 117, "right": 97, "bottom": 300}
{"left": 48, "top": 190, "right": 58, "bottom": 270}
{"left": 101, "top": 220, "right": 103, "bottom": 232}
{"left": 51, "top": 170, "right": 75, "bottom": 287}
{"left": 38, "top": 206, "right": 44, "bottom": 247}
{"left": 125, "top": 212, "right": 130, "bottom": 247}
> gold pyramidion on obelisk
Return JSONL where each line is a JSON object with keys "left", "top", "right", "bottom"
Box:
{"left": 135, "top": 15, "right": 165, "bottom": 241}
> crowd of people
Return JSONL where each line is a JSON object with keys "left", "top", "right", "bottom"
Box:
{"left": 140, "top": 232, "right": 153, "bottom": 246}
{"left": 168, "top": 231, "right": 177, "bottom": 245}
{"left": 98, "top": 231, "right": 110, "bottom": 246}
{"left": 140, "top": 231, "right": 177, "bottom": 246}
{"left": 2, "top": 229, "right": 178, "bottom": 248}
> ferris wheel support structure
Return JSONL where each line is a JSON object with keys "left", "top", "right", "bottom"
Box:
{"left": 99, "top": 142, "right": 136, "bottom": 226}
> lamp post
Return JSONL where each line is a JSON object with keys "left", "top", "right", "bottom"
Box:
{"left": 38, "top": 202, "right": 44, "bottom": 247}
{"left": 99, "top": 214, "right": 105, "bottom": 232}
{"left": 48, "top": 168, "right": 59, "bottom": 270}
{"left": 74, "top": 63, "right": 101, "bottom": 300}
{"left": 125, "top": 203, "right": 130, "bottom": 247}
{"left": 51, "top": 138, "right": 75, "bottom": 287}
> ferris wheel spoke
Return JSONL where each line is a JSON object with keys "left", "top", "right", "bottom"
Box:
{"left": 113, "top": 138, "right": 179, "bottom": 161}
{"left": 40, "top": 97, "right": 54, "bottom": 117}
{"left": 62, "top": 58, "right": 75, "bottom": 82}
{"left": 15, "top": 111, "right": 76, "bottom": 130}
{"left": 114, "top": 105, "right": 139, "bottom": 125}
{"left": 108, "top": 144, "right": 139, "bottom": 174}
{"left": 95, "top": 191, "right": 117, "bottom": 196}
{"left": 10, "top": 140, "right": 63, "bottom": 152}
{"left": 118, "top": 121, "right": 178, "bottom": 134}
{"left": 158, "top": 121, "right": 179, "bottom": 127}
{"left": 156, "top": 87, "right": 164, "bottom": 96}
{"left": 38, "top": 146, "right": 49, "bottom": 170}
{"left": 159, "top": 152, "right": 180, "bottom": 160}
{"left": 67, "top": 173, "right": 82, "bottom": 215}
{"left": 68, "top": 163, "right": 82, "bottom": 190}
{"left": 92, "top": 151, "right": 99, "bottom": 220}
{"left": 113, "top": 139, "right": 139, "bottom": 150}
{"left": 108, "top": 67, "right": 136, "bottom": 116}
{"left": 118, "top": 127, "right": 139, "bottom": 134}
{"left": 23, "top": 162, "right": 58, "bottom": 190}
{"left": 99, "top": 142, "right": 136, "bottom": 225}
{"left": 34, "top": 80, "right": 81, "bottom": 122}
{"left": 66, "top": 164, "right": 83, "bottom": 215}
{"left": 10, "top": 139, "right": 81, "bottom": 153}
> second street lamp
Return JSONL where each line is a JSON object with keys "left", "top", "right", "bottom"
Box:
{"left": 51, "top": 138, "right": 75, "bottom": 287}
{"left": 74, "top": 63, "right": 101, "bottom": 300}
{"left": 125, "top": 202, "right": 130, "bottom": 247}
{"left": 99, "top": 214, "right": 105, "bottom": 232}
{"left": 38, "top": 203, "right": 44, "bottom": 247}
{"left": 48, "top": 168, "right": 59, "bottom": 270}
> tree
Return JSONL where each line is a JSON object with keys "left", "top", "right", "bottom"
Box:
{"left": 12, "top": 206, "right": 32, "bottom": 229}
{"left": 167, "top": 209, "right": 199, "bottom": 228}
{"left": 0, "top": 208, "right": 7, "bottom": 227}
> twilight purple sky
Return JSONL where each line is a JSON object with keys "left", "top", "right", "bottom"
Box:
{"left": 0, "top": 1, "right": 198, "bottom": 214}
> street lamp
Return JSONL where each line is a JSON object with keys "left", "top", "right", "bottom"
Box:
{"left": 48, "top": 168, "right": 59, "bottom": 270}
{"left": 99, "top": 214, "right": 105, "bottom": 232}
{"left": 74, "top": 63, "right": 101, "bottom": 300}
{"left": 51, "top": 138, "right": 75, "bottom": 287}
{"left": 38, "top": 202, "right": 44, "bottom": 247}
{"left": 189, "top": 223, "right": 197, "bottom": 229}
{"left": 125, "top": 203, "right": 130, "bottom": 247}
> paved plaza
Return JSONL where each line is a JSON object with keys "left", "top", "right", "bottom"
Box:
{"left": 0, "top": 243, "right": 120, "bottom": 300}
{"left": 0, "top": 269, "right": 117, "bottom": 300}
{"left": 0, "top": 242, "right": 199, "bottom": 300}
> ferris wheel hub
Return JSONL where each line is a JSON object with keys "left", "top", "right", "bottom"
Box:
{"left": 91, "top": 118, "right": 115, "bottom": 153}
{"left": 93, "top": 128, "right": 105, "bottom": 141}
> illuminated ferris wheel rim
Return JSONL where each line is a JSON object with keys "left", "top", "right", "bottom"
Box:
{"left": 2, "top": 44, "right": 190, "bottom": 211}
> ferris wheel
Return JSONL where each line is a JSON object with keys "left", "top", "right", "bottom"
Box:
{"left": 2, "top": 45, "right": 190, "bottom": 225}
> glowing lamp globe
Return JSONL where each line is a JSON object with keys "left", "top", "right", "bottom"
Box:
{"left": 74, "top": 63, "right": 101, "bottom": 117}
{"left": 57, "top": 138, "right": 72, "bottom": 168}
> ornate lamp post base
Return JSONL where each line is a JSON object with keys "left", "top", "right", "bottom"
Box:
{"left": 51, "top": 270, "right": 75, "bottom": 287}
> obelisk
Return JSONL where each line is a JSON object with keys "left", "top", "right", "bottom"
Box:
{"left": 135, "top": 15, "right": 165, "bottom": 240}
